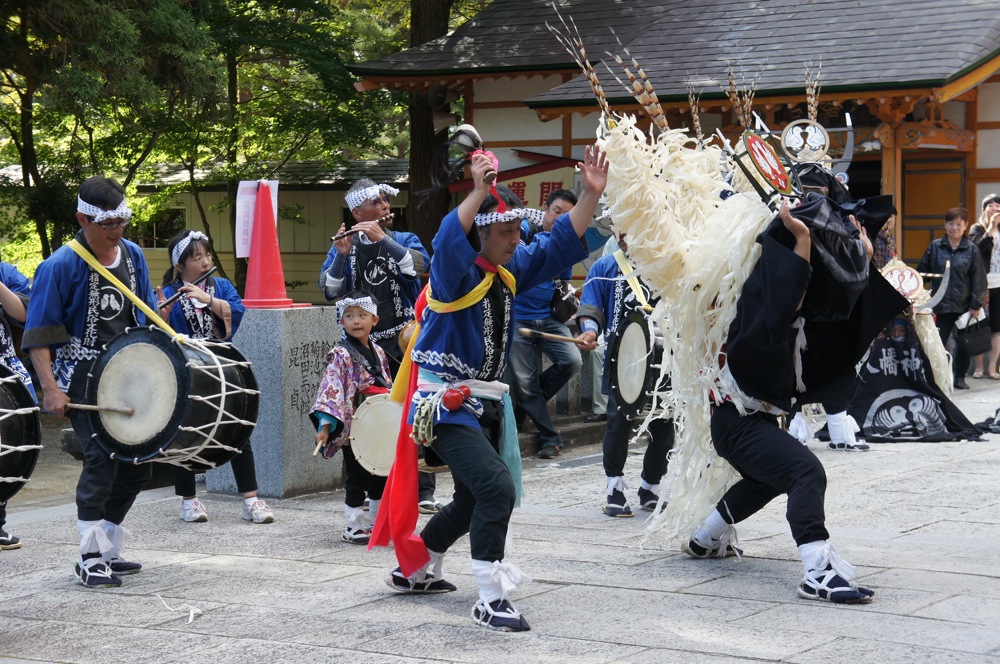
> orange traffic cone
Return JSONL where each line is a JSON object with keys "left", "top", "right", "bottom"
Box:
{"left": 243, "top": 181, "right": 298, "bottom": 309}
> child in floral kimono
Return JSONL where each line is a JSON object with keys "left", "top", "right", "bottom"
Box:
{"left": 310, "top": 290, "right": 392, "bottom": 544}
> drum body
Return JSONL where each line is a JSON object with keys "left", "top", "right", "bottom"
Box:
{"left": 349, "top": 393, "right": 401, "bottom": 477}
{"left": 609, "top": 315, "right": 666, "bottom": 420}
{"left": 0, "top": 364, "right": 41, "bottom": 503}
{"left": 76, "top": 326, "right": 259, "bottom": 470}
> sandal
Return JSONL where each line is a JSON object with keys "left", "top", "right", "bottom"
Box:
{"left": 973, "top": 371, "right": 984, "bottom": 379}
{"left": 990, "top": 373, "right": 1000, "bottom": 380}
{"left": 798, "top": 566, "right": 874, "bottom": 604}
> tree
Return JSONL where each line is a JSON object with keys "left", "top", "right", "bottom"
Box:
{"left": 150, "top": 0, "right": 408, "bottom": 289}
{"left": 405, "top": 0, "right": 457, "bottom": 245}
{"left": 0, "top": 0, "right": 220, "bottom": 257}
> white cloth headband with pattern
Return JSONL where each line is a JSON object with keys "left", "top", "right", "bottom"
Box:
{"left": 337, "top": 296, "right": 378, "bottom": 318}
{"left": 474, "top": 208, "right": 546, "bottom": 227}
{"left": 171, "top": 230, "right": 209, "bottom": 266}
{"left": 346, "top": 184, "right": 399, "bottom": 211}
{"left": 77, "top": 196, "right": 132, "bottom": 225}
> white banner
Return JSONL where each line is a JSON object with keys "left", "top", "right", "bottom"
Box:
{"left": 235, "top": 179, "right": 279, "bottom": 258}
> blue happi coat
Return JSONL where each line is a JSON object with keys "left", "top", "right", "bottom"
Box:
{"left": 411, "top": 208, "right": 587, "bottom": 429}
{"left": 160, "top": 276, "right": 245, "bottom": 341}
{"left": 23, "top": 238, "right": 157, "bottom": 391}
{"left": 0, "top": 262, "right": 35, "bottom": 400}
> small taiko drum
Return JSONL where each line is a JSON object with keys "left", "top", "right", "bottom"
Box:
{"left": 0, "top": 364, "right": 41, "bottom": 503}
{"left": 74, "top": 326, "right": 259, "bottom": 470}
{"left": 348, "top": 393, "right": 400, "bottom": 477}
{"left": 609, "top": 315, "right": 667, "bottom": 420}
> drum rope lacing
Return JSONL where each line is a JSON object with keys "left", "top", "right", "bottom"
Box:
{"left": 0, "top": 374, "right": 41, "bottom": 484}
{"left": 152, "top": 336, "right": 259, "bottom": 470}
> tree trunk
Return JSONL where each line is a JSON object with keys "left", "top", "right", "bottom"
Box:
{"left": 406, "top": 0, "right": 455, "bottom": 250}
{"left": 225, "top": 51, "right": 248, "bottom": 294}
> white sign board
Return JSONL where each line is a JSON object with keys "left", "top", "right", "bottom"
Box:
{"left": 235, "top": 179, "right": 279, "bottom": 259}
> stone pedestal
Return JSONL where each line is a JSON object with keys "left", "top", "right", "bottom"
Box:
{"left": 206, "top": 307, "right": 342, "bottom": 498}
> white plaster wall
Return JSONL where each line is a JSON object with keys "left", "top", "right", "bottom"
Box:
{"left": 943, "top": 100, "right": 966, "bottom": 129}
{"left": 978, "top": 129, "right": 1000, "bottom": 169}
{"left": 475, "top": 106, "right": 562, "bottom": 142}
{"left": 977, "top": 183, "right": 1000, "bottom": 206}
{"left": 473, "top": 75, "right": 565, "bottom": 103}
{"left": 572, "top": 112, "right": 601, "bottom": 140}
{"left": 979, "top": 83, "right": 1000, "bottom": 122}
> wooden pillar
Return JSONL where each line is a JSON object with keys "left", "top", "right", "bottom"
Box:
{"left": 876, "top": 121, "right": 903, "bottom": 255}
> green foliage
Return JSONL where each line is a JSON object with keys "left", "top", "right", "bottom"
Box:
{"left": 0, "top": 0, "right": 489, "bottom": 271}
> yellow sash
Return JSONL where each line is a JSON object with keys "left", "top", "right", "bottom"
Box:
{"left": 425, "top": 265, "right": 516, "bottom": 313}
{"left": 613, "top": 250, "right": 653, "bottom": 313}
{"left": 395, "top": 264, "right": 516, "bottom": 403}
{"left": 66, "top": 239, "right": 181, "bottom": 340}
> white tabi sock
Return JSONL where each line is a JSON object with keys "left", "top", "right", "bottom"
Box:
{"left": 788, "top": 412, "right": 813, "bottom": 444}
{"left": 471, "top": 559, "right": 532, "bottom": 604}
{"left": 100, "top": 521, "right": 131, "bottom": 561}
{"left": 364, "top": 499, "right": 380, "bottom": 529}
{"left": 77, "top": 519, "right": 111, "bottom": 566}
{"left": 798, "top": 540, "right": 856, "bottom": 581}
{"left": 606, "top": 476, "right": 629, "bottom": 496}
{"left": 827, "top": 411, "right": 845, "bottom": 443}
{"left": 428, "top": 548, "right": 445, "bottom": 580}
{"left": 692, "top": 508, "right": 730, "bottom": 547}
{"left": 344, "top": 504, "right": 365, "bottom": 530}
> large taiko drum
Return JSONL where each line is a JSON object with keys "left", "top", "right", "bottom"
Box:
{"left": 0, "top": 364, "right": 41, "bottom": 503}
{"left": 348, "top": 393, "right": 400, "bottom": 477}
{"left": 74, "top": 326, "right": 259, "bottom": 470}
{"left": 609, "top": 315, "right": 667, "bottom": 420}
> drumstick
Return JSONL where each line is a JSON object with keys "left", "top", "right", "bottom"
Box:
{"left": 313, "top": 440, "right": 324, "bottom": 458}
{"left": 66, "top": 403, "right": 135, "bottom": 416}
{"left": 159, "top": 266, "right": 219, "bottom": 309}
{"left": 331, "top": 213, "right": 395, "bottom": 242}
{"left": 517, "top": 327, "right": 589, "bottom": 346}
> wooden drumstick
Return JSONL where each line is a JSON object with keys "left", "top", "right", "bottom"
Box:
{"left": 517, "top": 327, "right": 589, "bottom": 347}
{"left": 159, "top": 266, "right": 219, "bottom": 309}
{"left": 67, "top": 403, "right": 135, "bottom": 416}
{"left": 313, "top": 440, "right": 324, "bottom": 458}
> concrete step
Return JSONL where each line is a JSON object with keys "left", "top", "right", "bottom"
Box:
{"left": 516, "top": 413, "right": 606, "bottom": 457}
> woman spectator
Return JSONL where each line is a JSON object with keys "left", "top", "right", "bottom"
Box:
{"left": 967, "top": 193, "right": 1000, "bottom": 379}
{"left": 917, "top": 207, "right": 988, "bottom": 389}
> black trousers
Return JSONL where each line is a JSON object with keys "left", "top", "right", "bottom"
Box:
{"left": 174, "top": 446, "right": 259, "bottom": 498}
{"left": 602, "top": 391, "right": 673, "bottom": 483}
{"left": 343, "top": 444, "right": 386, "bottom": 508}
{"left": 420, "top": 401, "right": 514, "bottom": 562}
{"left": 935, "top": 312, "right": 971, "bottom": 378}
{"left": 73, "top": 411, "right": 152, "bottom": 524}
{"left": 711, "top": 401, "right": 829, "bottom": 546}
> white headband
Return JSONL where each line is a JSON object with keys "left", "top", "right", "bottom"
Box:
{"left": 346, "top": 184, "right": 399, "bottom": 211}
{"left": 474, "top": 208, "right": 546, "bottom": 227}
{"left": 337, "top": 296, "right": 378, "bottom": 319}
{"left": 77, "top": 196, "right": 132, "bottom": 225}
{"left": 171, "top": 230, "right": 209, "bottom": 266}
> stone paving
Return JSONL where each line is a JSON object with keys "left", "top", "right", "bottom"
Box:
{"left": 2, "top": 385, "right": 1000, "bottom": 663}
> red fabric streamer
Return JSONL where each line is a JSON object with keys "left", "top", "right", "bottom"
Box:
{"left": 368, "top": 287, "right": 430, "bottom": 577}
